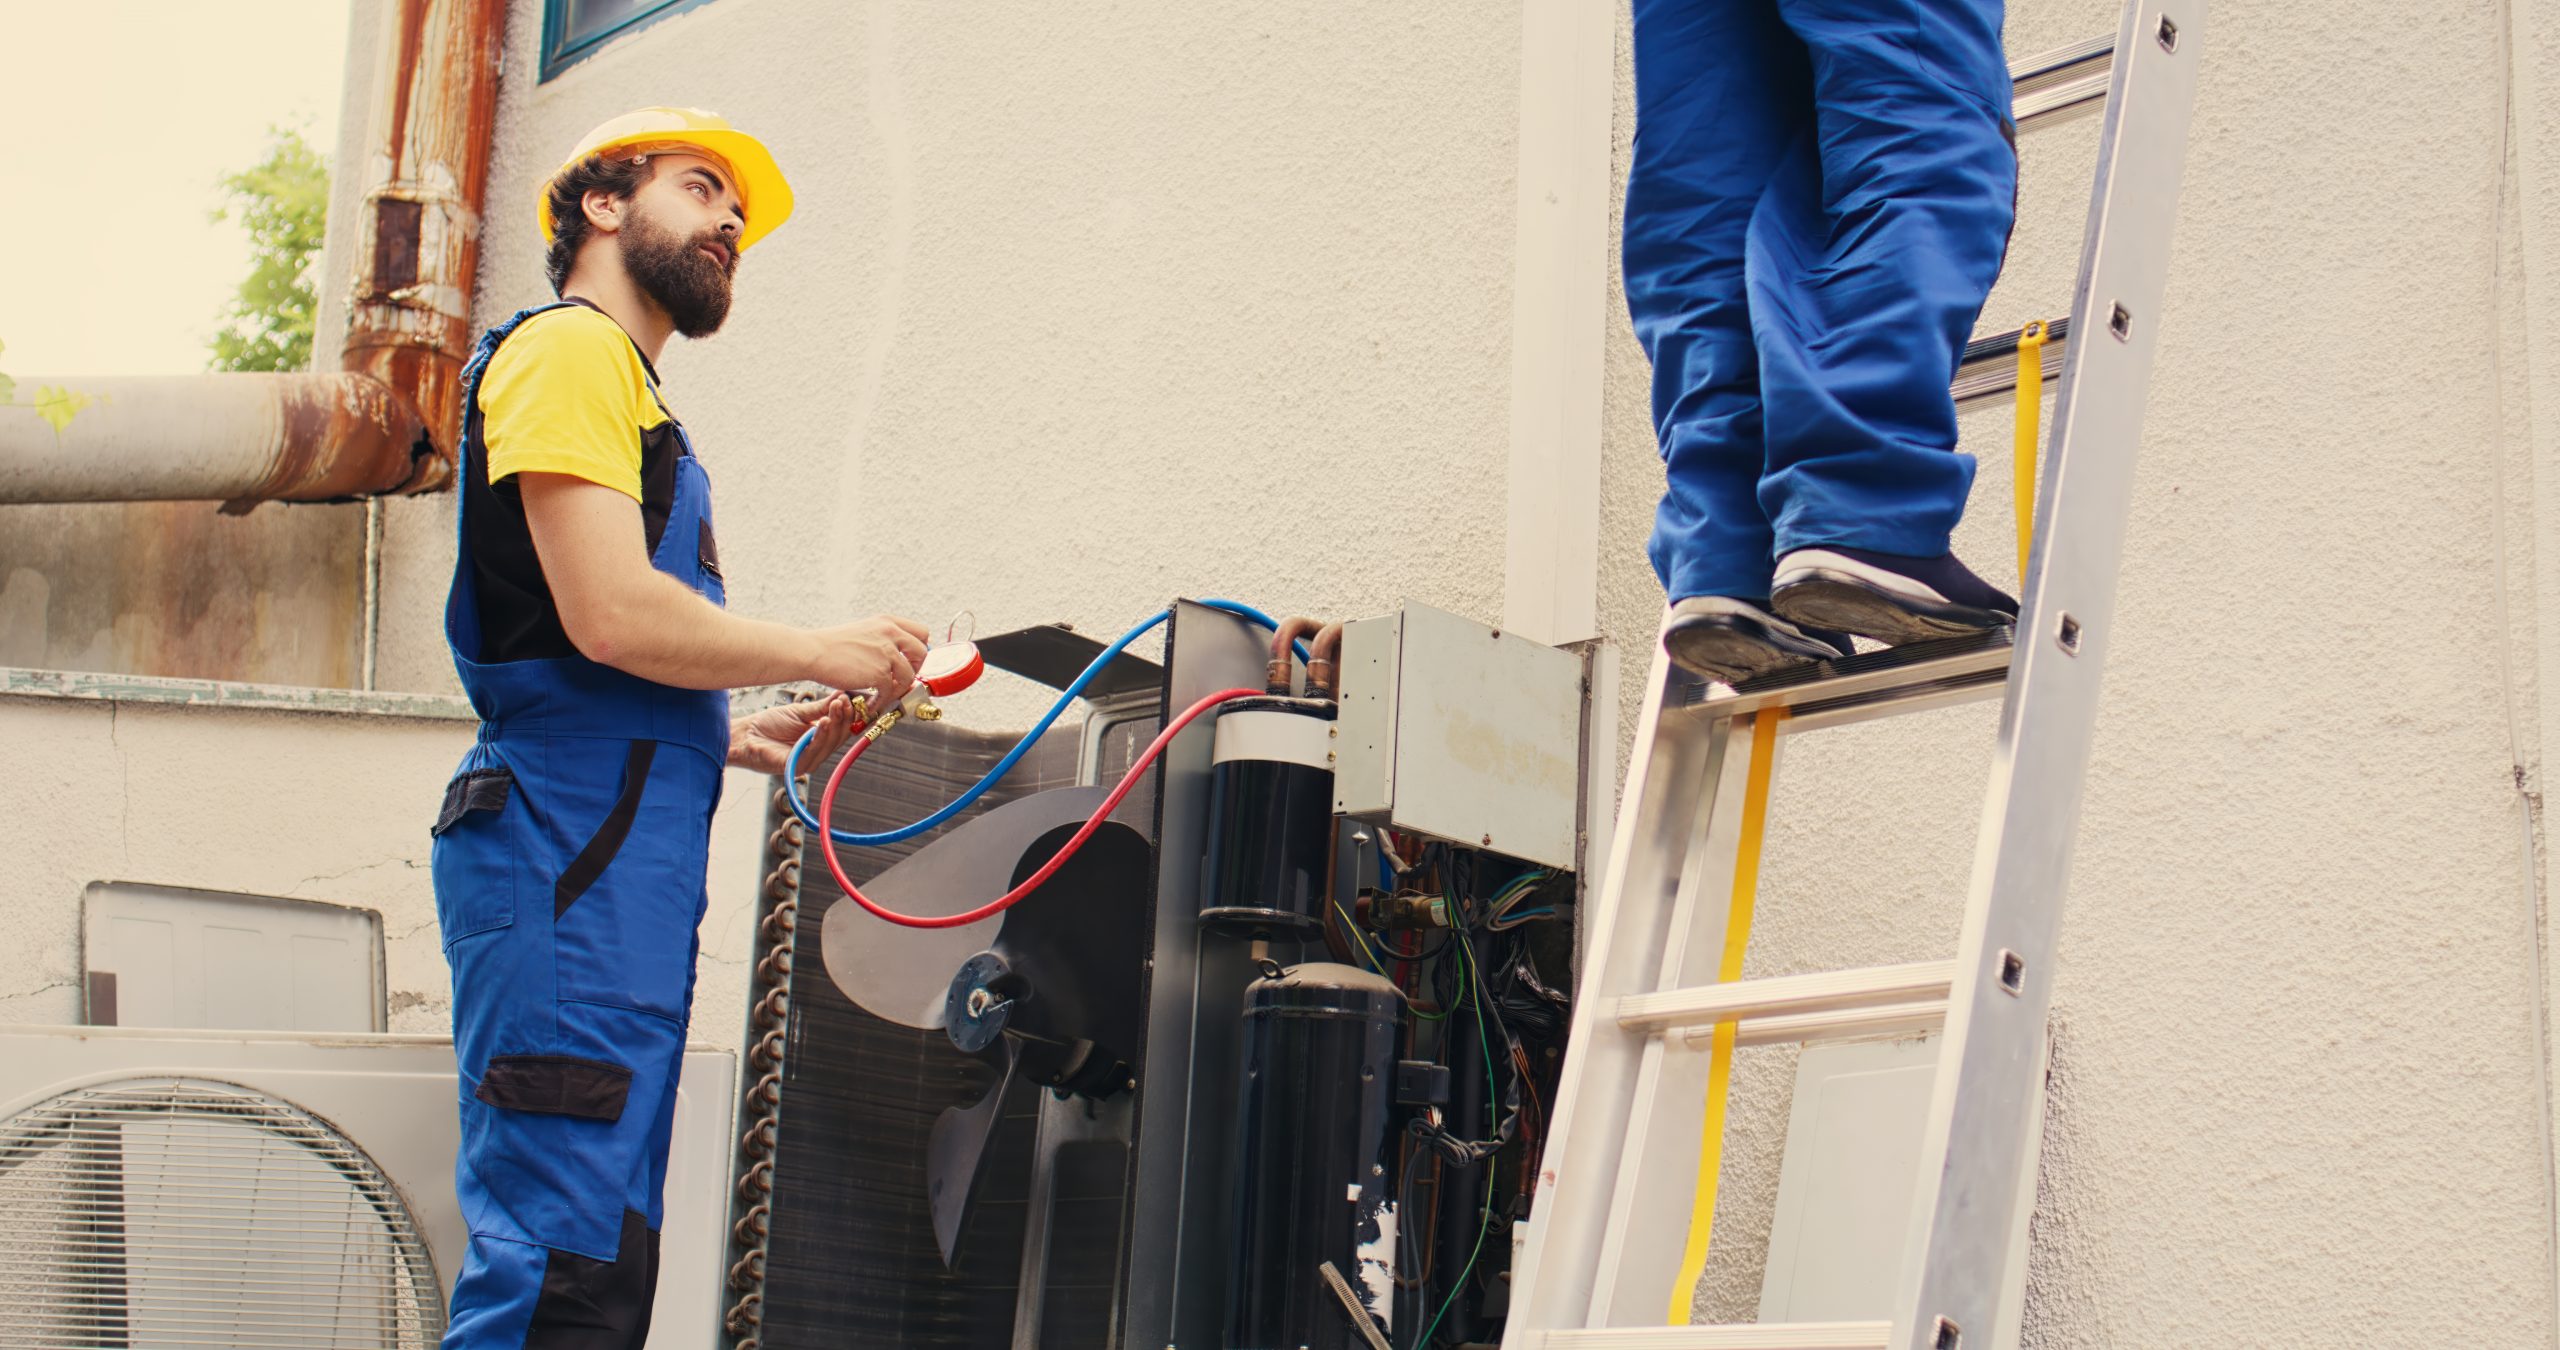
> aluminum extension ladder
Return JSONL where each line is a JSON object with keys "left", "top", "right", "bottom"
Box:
{"left": 1504, "top": 4, "right": 2205, "bottom": 1348}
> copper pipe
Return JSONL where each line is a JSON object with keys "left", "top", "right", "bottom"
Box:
{"left": 1267, "top": 616, "right": 1324, "bottom": 694}
{"left": 0, "top": 0, "right": 502, "bottom": 508}
{"left": 1307, "top": 622, "right": 1345, "bottom": 700}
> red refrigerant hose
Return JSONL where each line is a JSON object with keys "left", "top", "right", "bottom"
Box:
{"left": 814, "top": 687, "right": 1264, "bottom": 929}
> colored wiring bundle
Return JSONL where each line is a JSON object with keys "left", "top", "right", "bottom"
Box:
{"left": 1340, "top": 837, "right": 1567, "bottom": 1349}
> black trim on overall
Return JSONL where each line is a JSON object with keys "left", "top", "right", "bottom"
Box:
{"left": 474, "top": 1054, "right": 634, "bottom": 1122}
{"left": 432, "top": 766, "right": 516, "bottom": 836}
{"left": 461, "top": 299, "right": 692, "bottom": 665}
{"left": 526, "top": 1207, "right": 661, "bottom": 1348}
{"left": 554, "top": 741, "right": 656, "bottom": 919}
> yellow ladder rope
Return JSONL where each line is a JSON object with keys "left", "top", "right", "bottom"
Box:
{"left": 1666, "top": 705, "right": 1783, "bottom": 1323}
{"left": 2013, "top": 319, "right": 2049, "bottom": 582}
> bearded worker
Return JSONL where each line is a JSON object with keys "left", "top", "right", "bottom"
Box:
{"left": 426, "top": 108, "right": 928, "bottom": 1347}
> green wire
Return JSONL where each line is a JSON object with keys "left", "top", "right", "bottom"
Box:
{"left": 1411, "top": 931, "right": 1462, "bottom": 1021}
{"left": 1334, "top": 900, "right": 1384, "bottom": 972}
{"left": 1413, "top": 930, "right": 1502, "bottom": 1348}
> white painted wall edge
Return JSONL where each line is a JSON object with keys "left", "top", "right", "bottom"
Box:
{"left": 2502, "top": 0, "right": 2560, "bottom": 1333}
{"left": 1503, "top": 0, "right": 1614, "bottom": 647}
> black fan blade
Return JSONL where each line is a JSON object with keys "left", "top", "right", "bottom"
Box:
{"left": 927, "top": 1037, "right": 1017, "bottom": 1268}
{"left": 818, "top": 786, "right": 1110, "bottom": 1028}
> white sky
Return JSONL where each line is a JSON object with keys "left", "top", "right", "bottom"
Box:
{"left": 0, "top": 1, "right": 351, "bottom": 376}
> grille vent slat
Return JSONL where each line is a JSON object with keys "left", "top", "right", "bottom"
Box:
{"left": 0, "top": 1078, "right": 445, "bottom": 1348}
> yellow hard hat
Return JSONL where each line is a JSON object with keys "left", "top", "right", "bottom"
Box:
{"left": 538, "top": 106, "right": 795, "bottom": 254}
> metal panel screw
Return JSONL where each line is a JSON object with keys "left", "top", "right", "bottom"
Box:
{"left": 1481, "top": 834, "right": 1493, "bottom": 846}
{"left": 2157, "top": 15, "right": 2179, "bottom": 52}
{"left": 2109, "top": 303, "right": 2132, "bottom": 341}
{"left": 1997, "top": 949, "right": 2026, "bottom": 996}
{"left": 2056, "top": 612, "right": 2082, "bottom": 655}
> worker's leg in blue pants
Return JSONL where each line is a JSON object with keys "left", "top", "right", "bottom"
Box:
{"left": 1625, "top": 0, "right": 1811, "bottom": 608}
{"left": 1749, "top": 0, "right": 2017, "bottom": 563}
{"left": 432, "top": 735, "right": 718, "bottom": 1349}
{"left": 1631, "top": 0, "right": 2021, "bottom": 680}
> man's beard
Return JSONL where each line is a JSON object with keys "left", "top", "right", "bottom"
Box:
{"left": 622, "top": 208, "right": 737, "bottom": 338}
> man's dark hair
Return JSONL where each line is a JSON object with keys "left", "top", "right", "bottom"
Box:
{"left": 543, "top": 152, "right": 659, "bottom": 295}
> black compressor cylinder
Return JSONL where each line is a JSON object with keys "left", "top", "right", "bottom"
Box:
{"left": 1227, "top": 960, "right": 1403, "bottom": 1350}
{"left": 1200, "top": 695, "right": 1336, "bottom": 935}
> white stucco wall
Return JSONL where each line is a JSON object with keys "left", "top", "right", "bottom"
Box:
{"left": 1604, "top": 1, "right": 2560, "bottom": 1343}
{"left": 365, "top": 0, "right": 1528, "bottom": 701}
{"left": 9, "top": 0, "right": 2560, "bottom": 1344}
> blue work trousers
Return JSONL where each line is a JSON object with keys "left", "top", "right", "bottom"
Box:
{"left": 1627, "top": 0, "right": 2018, "bottom": 602}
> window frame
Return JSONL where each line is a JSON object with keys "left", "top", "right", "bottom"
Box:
{"left": 540, "top": 0, "right": 726, "bottom": 81}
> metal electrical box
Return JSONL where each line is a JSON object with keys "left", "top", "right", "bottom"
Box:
{"left": 1331, "top": 601, "right": 1584, "bottom": 869}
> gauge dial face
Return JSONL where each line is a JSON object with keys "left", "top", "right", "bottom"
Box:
{"left": 918, "top": 641, "right": 986, "bottom": 697}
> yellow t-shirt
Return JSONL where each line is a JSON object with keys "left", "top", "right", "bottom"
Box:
{"left": 477, "top": 304, "right": 669, "bottom": 502}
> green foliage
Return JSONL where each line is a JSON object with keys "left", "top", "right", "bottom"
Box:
{"left": 0, "top": 338, "right": 102, "bottom": 436}
{"left": 30, "top": 386, "right": 94, "bottom": 433}
{"left": 209, "top": 126, "right": 331, "bottom": 373}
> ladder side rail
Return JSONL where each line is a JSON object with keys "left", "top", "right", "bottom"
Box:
{"left": 1509, "top": 641, "right": 1731, "bottom": 1340}
{"left": 1590, "top": 714, "right": 1767, "bottom": 1325}
{"left": 1885, "top": 5, "right": 2206, "bottom": 1348}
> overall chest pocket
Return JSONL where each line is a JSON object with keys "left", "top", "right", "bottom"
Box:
{"left": 430, "top": 762, "right": 519, "bottom": 944}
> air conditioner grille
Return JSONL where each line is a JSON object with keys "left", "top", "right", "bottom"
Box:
{"left": 0, "top": 1077, "right": 444, "bottom": 1348}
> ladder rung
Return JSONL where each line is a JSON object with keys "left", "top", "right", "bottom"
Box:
{"left": 1717, "top": 999, "right": 1948, "bottom": 1050}
{"left": 1542, "top": 1322, "right": 1894, "bottom": 1350}
{"left": 1688, "top": 631, "right": 2012, "bottom": 730}
{"left": 1617, "top": 961, "right": 1957, "bottom": 1036}
{"left": 1953, "top": 316, "right": 2072, "bottom": 413}
{"left": 2011, "top": 35, "right": 2112, "bottom": 129}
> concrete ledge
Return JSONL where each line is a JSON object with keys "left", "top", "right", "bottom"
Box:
{"left": 0, "top": 667, "right": 475, "bottom": 722}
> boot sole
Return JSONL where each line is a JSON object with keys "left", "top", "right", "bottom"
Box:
{"left": 1770, "top": 570, "right": 2014, "bottom": 646}
{"left": 1662, "top": 614, "right": 1841, "bottom": 684}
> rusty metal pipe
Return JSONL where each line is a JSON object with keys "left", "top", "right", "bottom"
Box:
{"left": 344, "top": 0, "right": 506, "bottom": 494}
{"left": 0, "top": 0, "right": 501, "bottom": 508}
{"left": 0, "top": 374, "right": 429, "bottom": 508}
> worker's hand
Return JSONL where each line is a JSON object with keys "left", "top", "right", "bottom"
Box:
{"left": 806, "top": 615, "right": 932, "bottom": 705}
{"left": 729, "top": 692, "right": 862, "bottom": 776}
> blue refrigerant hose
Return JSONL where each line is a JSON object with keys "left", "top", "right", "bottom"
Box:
{"left": 782, "top": 599, "right": 1309, "bottom": 847}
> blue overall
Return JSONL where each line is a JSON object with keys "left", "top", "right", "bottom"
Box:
{"left": 429, "top": 302, "right": 729, "bottom": 1348}
{"left": 1627, "top": 0, "right": 2018, "bottom": 603}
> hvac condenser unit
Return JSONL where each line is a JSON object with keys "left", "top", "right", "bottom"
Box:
{"left": 0, "top": 1026, "right": 736, "bottom": 1348}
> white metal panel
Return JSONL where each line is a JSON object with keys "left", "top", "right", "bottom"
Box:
{"left": 1332, "top": 610, "right": 1403, "bottom": 818}
{"left": 1757, "top": 1032, "right": 2043, "bottom": 1350}
{"left": 1385, "top": 602, "right": 1582, "bottom": 867}
{"left": 82, "top": 882, "right": 387, "bottom": 1033}
{"left": 1757, "top": 1038, "right": 1940, "bottom": 1326}
{"left": 656, "top": 1047, "right": 738, "bottom": 1349}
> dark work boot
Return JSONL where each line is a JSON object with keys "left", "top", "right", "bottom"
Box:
{"left": 1769, "top": 546, "right": 2019, "bottom": 645}
{"left": 1661, "top": 596, "right": 1854, "bottom": 685}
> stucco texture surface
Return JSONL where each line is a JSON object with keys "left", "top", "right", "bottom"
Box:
{"left": 343, "top": 1, "right": 1525, "bottom": 1068}
{"left": 0, "top": 699, "right": 472, "bottom": 1029}
{"left": 1588, "top": 1, "right": 2560, "bottom": 1343}
{"left": 7, "top": 0, "right": 2560, "bottom": 1343}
